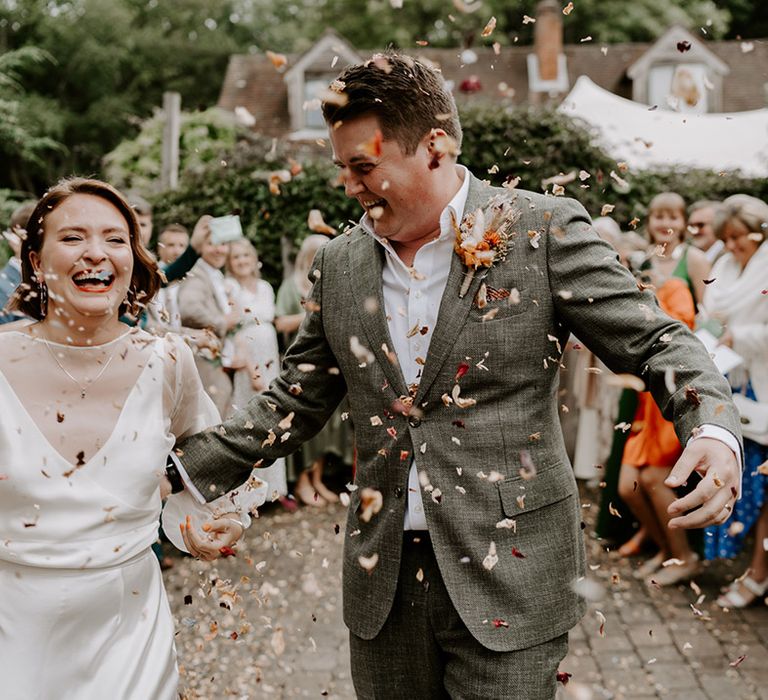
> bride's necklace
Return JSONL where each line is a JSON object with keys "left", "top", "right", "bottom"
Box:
{"left": 40, "top": 337, "right": 120, "bottom": 399}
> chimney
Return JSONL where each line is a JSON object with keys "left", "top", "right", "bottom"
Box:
{"left": 527, "top": 0, "right": 569, "bottom": 103}
{"left": 534, "top": 0, "right": 563, "bottom": 81}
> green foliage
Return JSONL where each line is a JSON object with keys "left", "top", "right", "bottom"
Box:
{"left": 0, "top": 0, "right": 761, "bottom": 194}
{"left": 103, "top": 107, "right": 238, "bottom": 194}
{"left": 150, "top": 142, "right": 359, "bottom": 287}
{"left": 0, "top": 46, "right": 65, "bottom": 192}
{"left": 143, "top": 104, "right": 767, "bottom": 289}
{"left": 460, "top": 104, "right": 621, "bottom": 215}
{"left": 0, "top": 188, "right": 32, "bottom": 267}
{"left": 461, "top": 103, "right": 768, "bottom": 228}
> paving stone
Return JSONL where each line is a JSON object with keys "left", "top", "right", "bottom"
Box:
{"left": 595, "top": 651, "right": 644, "bottom": 672}
{"left": 627, "top": 624, "right": 674, "bottom": 648}
{"left": 164, "top": 485, "right": 768, "bottom": 699}
{"left": 589, "top": 631, "right": 635, "bottom": 654}
{"left": 698, "top": 673, "right": 755, "bottom": 700}
{"left": 661, "top": 690, "right": 709, "bottom": 700}
{"left": 561, "top": 652, "right": 601, "bottom": 682}
{"left": 617, "top": 603, "right": 663, "bottom": 625}
{"left": 648, "top": 663, "right": 700, "bottom": 691}
{"left": 601, "top": 668, "right": 656, "bottom": 697}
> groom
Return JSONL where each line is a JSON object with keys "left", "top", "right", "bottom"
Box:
{"left": 173, "top": 53, "right": 741, "bottom": 698}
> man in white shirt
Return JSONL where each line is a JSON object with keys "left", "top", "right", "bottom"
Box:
{"left": 173, "top": 53, "right": 742, "bottom": 699}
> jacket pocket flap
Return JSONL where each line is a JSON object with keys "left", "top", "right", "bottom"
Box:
{"left": 498, "top": 463, "right": 576, "bottom": 517}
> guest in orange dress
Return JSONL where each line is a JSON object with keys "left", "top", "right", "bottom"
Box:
{"left": 618, "top": 193, "right": 703, "bottom": 587}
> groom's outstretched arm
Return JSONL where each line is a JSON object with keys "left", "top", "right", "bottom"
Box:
{"left": 545, "top": 197, "right": 742, "bottom": 526}
{"left": 176, "top": 246, "right": 347, "bottom": 500}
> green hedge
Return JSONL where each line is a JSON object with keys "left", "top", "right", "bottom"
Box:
{"left": 122, "top": 104, "right": 768, "bottom": 286}
{"left": 152, "top": 145, "right": 359, "bottom": 286}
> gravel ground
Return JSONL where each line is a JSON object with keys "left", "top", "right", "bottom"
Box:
{"left": 166, "top": 502, "right": 353, "bottom": 700}
{"left": 165, "top": 486, "right": 768, "bottom": 700}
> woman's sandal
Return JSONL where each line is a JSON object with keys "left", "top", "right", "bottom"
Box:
{"left": 617, "top": 529, "right": 648, "bottom": 557}
{"left": 632, "top": 552, "right": 666, "bottom": 580}
{"left": 716, "top": 575, "right": 768, "bottom": 609}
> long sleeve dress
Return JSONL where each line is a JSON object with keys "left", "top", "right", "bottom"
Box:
{"left": 0, "top": 329, "right": 266, "bottom": 699}
{"left": 227, "top": 277, "right": 288, "bottom": 498}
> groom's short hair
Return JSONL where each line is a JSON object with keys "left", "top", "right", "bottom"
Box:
{"left": 321, "top": 52, "right": 462, "bottom": 156}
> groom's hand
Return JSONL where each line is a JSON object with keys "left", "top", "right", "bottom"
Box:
{"left": 665, "top": 438, "right": 739, "bottom": 529}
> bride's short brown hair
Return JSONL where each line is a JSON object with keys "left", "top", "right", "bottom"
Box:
{"left": 10, "top": 177, "right": 161, "bottom": 320}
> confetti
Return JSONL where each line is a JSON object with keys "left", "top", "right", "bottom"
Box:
{"left": 481, "top": 16, "right": 497, "bottom": 37}
{"left": 483, "top": 541, "right": 499, "bottom": 570}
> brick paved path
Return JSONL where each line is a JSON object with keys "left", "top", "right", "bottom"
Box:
{"left": 166, "top": 487, "right": 768, "bottom": 699}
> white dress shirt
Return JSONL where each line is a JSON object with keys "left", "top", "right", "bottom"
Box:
{"left": 361, "top": 165, "right": 470, "bottom": 530}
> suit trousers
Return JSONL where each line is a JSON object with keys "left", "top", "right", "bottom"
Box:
{"left": 350, "top": 532, "right": 569, "bottom": 700}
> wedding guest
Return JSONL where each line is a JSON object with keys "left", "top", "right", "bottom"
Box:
{"left": 617, "top": 193, "right": 702, "bottom": 585}
{"left": 225, "top": 237, "right": 288, "bottom": 502}
{"left": 148, "top": 223, "right": 190, "bottom": 333}
{"left": 698, "top": 194, "right": 768, "bottom": 607}
{"left": 127, "top": 192, "right": 153, "bottom": 247}
{"left": 157, "top": 223, "right": 189, "bottom": 265}
{"left": 0, "top": 201, "right": 36, "bottom": 323}
{"left": 176, "top": 223, "right": 238, "bottom": 416}
{"left": 275, "top": 233, "right": 351, "bottom": 506}
{"left": 171, "top": 54, "right": 741, "bottom": 697}
{"left": 618, "top": 284, "right": 698, "bottom": 583}
{"left": 0, "top": 177, "right": 262, "bottom": 699}
{"left": 584, "top": 218, "right": 648, "bottom": 549}
{"left": 641, "top": 192, "right": 710, "bottom": 307}
{"left": 687, "top": 200, "right": 725, "bottom": 265}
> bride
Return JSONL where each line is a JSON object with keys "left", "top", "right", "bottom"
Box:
{"left": 0, "top": 178, "right": 266, "bottom": 699}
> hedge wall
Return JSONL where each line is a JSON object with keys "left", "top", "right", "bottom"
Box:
{"left": 120, "top": 105, "right": 768, "bottom": 287}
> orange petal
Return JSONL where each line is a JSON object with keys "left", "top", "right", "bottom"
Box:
{"left": 358, "top": 129, "right": 383, "bottom": 158}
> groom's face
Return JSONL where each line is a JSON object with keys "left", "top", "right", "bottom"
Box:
{"left": 331, "top": 113, "right": 439, "bottom": 244}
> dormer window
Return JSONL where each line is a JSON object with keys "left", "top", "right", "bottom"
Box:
{"left": 303, "top": 74, "right": 335, "bottom": 129}
{"left": 627, "top": 26, "right": 728, "bottom": 114}
{"left": 648, "top": 63, "right": 709, "bottom": 113}
{"left": 284, "top": 31, "right": 361, "bottom": 139}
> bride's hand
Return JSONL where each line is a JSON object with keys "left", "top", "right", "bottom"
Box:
{"left": 179, "top": 514, "right": 244, "bottom": 561}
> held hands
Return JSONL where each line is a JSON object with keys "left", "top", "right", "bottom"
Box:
{"left": 179, "top": 513, "right": 245, "bottom": 561}
{"left": 666, "top": 438, "right": 740, "bottom": 529}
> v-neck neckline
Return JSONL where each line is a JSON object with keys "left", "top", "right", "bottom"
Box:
{"left": 0, "top": 340, "right": 158, "bottom": 473}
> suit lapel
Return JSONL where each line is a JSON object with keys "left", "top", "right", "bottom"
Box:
{"left": 346, "top": 232, "right": 410, "bottom": 398}
{"left": 415, "top": 175, "right": 497, "bottom": 404}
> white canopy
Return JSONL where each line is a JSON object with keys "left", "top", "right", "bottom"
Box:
{"left": 558, "top": 76, "right": 768, "bottom": 177}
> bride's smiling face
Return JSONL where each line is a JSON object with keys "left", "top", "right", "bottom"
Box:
{"left": 31, "top": 194, "right": 134, "bottom": 321}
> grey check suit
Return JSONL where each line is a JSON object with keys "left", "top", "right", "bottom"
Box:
{"left": 179, "top": 174, "right": 740, "bottom": 652}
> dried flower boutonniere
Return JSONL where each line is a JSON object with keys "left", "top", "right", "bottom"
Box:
{"left": 452, "top": 194, "right": 520, "bottom": 298}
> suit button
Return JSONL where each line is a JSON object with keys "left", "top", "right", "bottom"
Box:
{"left": 394, "top": 487, "right": 404, "bottom": 498}
{"left": 408, "top": 415, "right": 422, "bottom": 428}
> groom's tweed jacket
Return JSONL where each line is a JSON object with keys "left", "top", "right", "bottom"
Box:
{"left": 179, "top": 174, "right": 740, "bottom": 651}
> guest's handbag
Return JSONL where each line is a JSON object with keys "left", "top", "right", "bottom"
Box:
{"left": 732, "top": 393, "right": 768, "bottom": 446}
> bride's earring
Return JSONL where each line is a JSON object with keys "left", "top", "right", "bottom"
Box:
{"left": 38, "top": 280, "right": 48, "bottom": 318}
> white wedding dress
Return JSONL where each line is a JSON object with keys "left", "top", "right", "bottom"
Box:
{"left": 0, "top": 329, "right": 266, "bottom": 700}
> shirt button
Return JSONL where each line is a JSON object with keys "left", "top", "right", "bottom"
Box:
{"left": 394, "top": 486, "right": 404, "bottom": 498}
{"left": 408, "top": 415, "right": 422, "bottom": 428}
{"left": 414, "top": 290, "right": 422, "bottom": 299}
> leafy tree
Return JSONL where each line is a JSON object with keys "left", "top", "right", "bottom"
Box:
{"left": 0, "top": 45, "right": 64, "bottom": 192}
{"left": 103, "top": 106, "right": 237, "bottom": 194}
{"left": 0, "top": 0, "right": 761, "bottom": 194}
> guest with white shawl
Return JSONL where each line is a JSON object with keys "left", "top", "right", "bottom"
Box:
{"left": 699, "top": 194, "right": 768, "bottom": 607}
